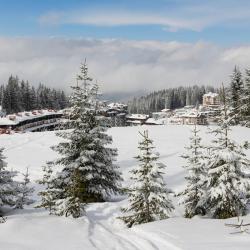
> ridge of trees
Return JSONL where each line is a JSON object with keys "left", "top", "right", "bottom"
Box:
{"left": 128, "top": 85, "right": 217, "bottom": 114}
{"left": 0, "top": 75, "right": 68, "bottom": 114}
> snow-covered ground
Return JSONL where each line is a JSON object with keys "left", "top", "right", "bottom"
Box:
{"left": 0, "top": 125, "right": 250, "bottom": 250}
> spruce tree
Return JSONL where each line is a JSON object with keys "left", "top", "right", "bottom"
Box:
{"left": 241, "top": 68, "right": 250, "bottom": 127}
{"left": 203, "top": 85, "right": 250, "bottom": 219}
{"left": 230, "top": 66, "right": 244, "bottom": 124}
{"left": 0, "top": 148, "right": 19, "bottom": 215}
{"left": 179, "top": 124, "right": 206, "bottom": 218}
{"left": 15, "top": 168, "right": 34, "bottom": 209}
{"left": 120, "top": 130, "right": 174, "bottom": 228}
{"left": 36, "top": 162, "right": 57, "bottom": 214}
{"left": 39, "top": 61, "right": 122, "bottom": 218}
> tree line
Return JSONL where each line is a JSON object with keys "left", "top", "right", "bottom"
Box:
{"left": 128, "top": 85, "right": 217, "bottom": 114}
{"left": 0, "top": 75, "right": 69, "bottom": 114}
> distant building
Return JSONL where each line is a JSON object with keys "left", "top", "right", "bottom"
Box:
{"left": 180, "top": 112, "right": 207, "bottom": 125}
{"left": 203, "top": 92, "right": 220, "bottom": 107}
{"left": 0, "top": 109, "right": 63, "bottom": 134}
{"left": 126, "top": 114, "right": 149, "bottom": 126}
{"left": 103, "top": 102, "right": 128, "bottom": 127}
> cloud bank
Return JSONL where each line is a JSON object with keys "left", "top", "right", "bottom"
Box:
{"left": 0, "top": 37, "right": 250, "bottom": 99}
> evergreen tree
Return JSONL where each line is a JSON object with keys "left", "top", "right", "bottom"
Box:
{"left": 229, "top": 66, "right": 244, "bottom": 124}
{"left": 203, "top": 85, "right": 250, "bottom": 219}
{"left": 241, "top": 68, "right": 250, "bottom": 127}
{"left": 0, "top": 148, "right": 19, "bottom": 215}
{"left": 179, "top": 124, "right": 206, "bottom": 218}
{"left": 120, "top": 130, "right": 173, "bottom": 228}
{"left": 20, "top": 80, "right": 26, "bottom": 111}
{"left": 36, "top": 162, "right": 56, "bottom": 214}
{"left": 3, "top": 76, "right": 21, "bottom": 114}
{"left": 15, "top": 168, "right": 34, "bottom": 209}
{"left": 38, "top": 61, "right": 122, "bottom": 218}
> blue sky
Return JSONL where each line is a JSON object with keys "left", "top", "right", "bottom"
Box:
{"left": 1, "top": 0, "right": 250, "bottom": 97}
{"left": 1, "top": 0, "right": 250, "bottom": 45}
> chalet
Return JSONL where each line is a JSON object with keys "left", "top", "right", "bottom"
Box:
{"left": 180, "top": 112, "right": 207, "bottom": 125}
{"left": 126, "top": 114, "right": 149, "bottom": 126}
{"left": 104, "top": 102, "right": 128, "bottom": 127}
{"left": 203, "top": 92, "right": 220, "bottom": 107}
{"left": 145, "top": 118, "right": 165, "bottom": 125}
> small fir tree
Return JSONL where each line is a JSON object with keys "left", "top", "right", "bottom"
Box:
{"left": 204, "top": 85, "right": 250, "bottom": 219}
{"left": 179, "top": 123, "right": 206, "bottom": 218}
{"left": 0, "top": 147, "right": 19, "bottom": 215}
{"left": 120, "top": 130, "right": 174, "bottom": 228}
{"left": 15, "top": 168, "right": 34, "bottom": 209}
{"left": 36, "top": 162, "right": 56, "bottom": 214}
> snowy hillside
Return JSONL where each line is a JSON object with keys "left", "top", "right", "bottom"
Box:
{"left": 0, "top": 125, "right": 250, "bottom": 250}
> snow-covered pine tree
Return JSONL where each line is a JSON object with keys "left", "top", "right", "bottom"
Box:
{"left": 179, "top": 123, "right": 206, "bottom": 218}
{"left": 230, "top": 66, "right": 244, "bottom": 124}
{"left": 36, "top": 162, "right": 56, "bottom": 214}
{"left": 120, "top": 130, "right": 174, "bottom": 228}
{"left": 241, "top": 68, "right": 250, "bottom": 127}
{"left": 204, "top": 85, "right": 250, "bottom": 219}
{"left": 15, "top": 168, "right": 34, "bottom": 209}
{"left": 0, "top": 147, "right": 19, "bottom": 215}
{"left": 39, "top": 61, "right": 122, "bottom": 218}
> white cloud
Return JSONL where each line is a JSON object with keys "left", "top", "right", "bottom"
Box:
{"left": 38, "top": 9, "right": 206, "bottom": 32}
{"left": 38, "top": 2, "right": 250, "bottom": 32}
{"left": 0, "top": 37, "right": 249, "bottom": 99}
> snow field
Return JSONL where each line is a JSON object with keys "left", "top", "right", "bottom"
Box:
{"left": 0, "top": 125, "right": 249, "bottom": 249}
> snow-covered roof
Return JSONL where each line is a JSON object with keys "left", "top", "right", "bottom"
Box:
{"left": 126, "top": 120, "right": 142, "bottom": 124}
{"left": 203, "top": 92, "right": 219, "bottom": 98}
{"left": 0, "top": 109, "right": 62, "bottom": 126}
{"left": 145, "top": 118, "right": 164, "bottom": 125}
{"left": 161, "top": 108, "right": 171, "bottom": 112}
{"left": 184, "top": 105, "right": 195, "bottom": 109}
{"left": 107, "top": 103, "right": 127, "bottom": 109}
{"left": 180, "top": 111, "right": 204, "bottom": 118}
{"left": 0, "top": 117, "right": 16, "bottom": 126}
{"left": 126, "top": 114, "right": 149, "bottom": 120}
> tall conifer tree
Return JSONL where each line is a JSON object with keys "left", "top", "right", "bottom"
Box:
{"left": 203, "top": 85, "right": 250, "bottom": 219}
{"left": 38, "top": 61, "right": 122, "bottom": 218}
{"left": 180, "top": 123, "right": 206, "bottom": 218}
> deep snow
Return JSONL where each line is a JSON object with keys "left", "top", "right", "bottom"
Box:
{"left": 0, "top": 125, "right": 250, "bottom": 250}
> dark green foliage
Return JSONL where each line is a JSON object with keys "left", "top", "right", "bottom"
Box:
{"left": 1, "top": 76, "right": 69, "bottom": 114}
{"left": 128, "top": 85, "right": 217, "bottom": 114}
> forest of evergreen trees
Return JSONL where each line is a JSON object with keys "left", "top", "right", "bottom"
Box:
{"left": 128, "top": 85, "right": 217, "bottom": 114}
{"left": 0, "top": 76, "right": 69, "bottom": 114}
